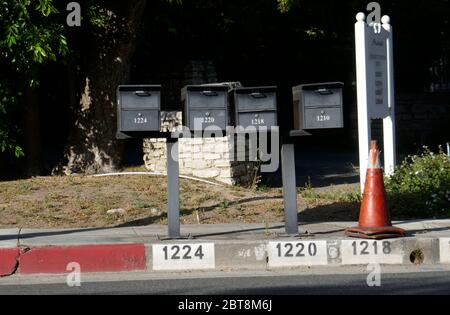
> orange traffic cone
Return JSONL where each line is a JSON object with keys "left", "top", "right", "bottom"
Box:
{"left": 345, "top": 141, "right": 405, "bottom": 239}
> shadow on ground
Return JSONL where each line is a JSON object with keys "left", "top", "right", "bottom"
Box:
{"left": 262, "top": 147, "right": 359, "bottom": 188}
{"left": 298, "top": 202, "right": 359, "bottom": 223}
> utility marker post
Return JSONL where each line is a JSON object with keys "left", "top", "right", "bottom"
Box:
{"left": 355, "top": 12, "right": 397, "bottom": 192}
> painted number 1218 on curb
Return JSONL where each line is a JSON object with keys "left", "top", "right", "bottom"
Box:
{"left": 341, "top": 240, "right": 403, "bottom": 265}
{"left": 352, "top": 240, "right": 392, "bottom": 255}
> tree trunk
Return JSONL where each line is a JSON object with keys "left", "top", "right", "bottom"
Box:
{"left": 23, "top": 86, "right": 41, "bottom": 176}
{"left": 57, "top": 0, "right": 147, "bottom": 174}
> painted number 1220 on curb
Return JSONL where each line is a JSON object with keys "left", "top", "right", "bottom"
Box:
{"left": 268, "top": 241, "right": 328, "bottom": 267}
{"left": 276, "top": 242, "right": 318, "bottom": 257}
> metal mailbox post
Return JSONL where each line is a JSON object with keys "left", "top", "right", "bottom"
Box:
{"left": 231, "top": 86, "right": 303, "bottom": 236}
{"left": 280, "top": 130, "right": 311, "bottom": 236}
{"left": 117, "top": 84, "right": 182, "bottom": 239}
{"left": 166, "top": 136, "right": 180, "bottom": 238}
{"left": 281, "top": 82, "right": 344, "bottom": 236}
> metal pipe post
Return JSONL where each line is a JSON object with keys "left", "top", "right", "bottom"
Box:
{"left": 166, "top": 137, "right": 180, "bottom": 238}
{"left": 281, "top": 143, "right": 299, "bottom": 235}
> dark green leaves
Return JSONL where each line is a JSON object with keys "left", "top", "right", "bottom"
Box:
{"left": 0, "top": 0, "right": 69, "bottom": 157}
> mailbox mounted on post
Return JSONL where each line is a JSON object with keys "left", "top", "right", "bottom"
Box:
{"left": 117, "top": 85, "right": 161, "bottom": 138}
{"left": 181, "top": 85, "right": 230, "bottom": 133}
{"left": 232, "top": 86, "right": 278, "bottom": 131}
{"left": 292, "top": 82, "right": 344, "bottom": 130}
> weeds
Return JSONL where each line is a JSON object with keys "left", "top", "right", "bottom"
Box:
{"left": 385, "top": 145, "right": 450, "bottom": 217}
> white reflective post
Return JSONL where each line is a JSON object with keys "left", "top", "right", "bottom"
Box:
{"left": 382, "top": 15, "right": 396, "bottom": 176}
{"left": 355, "top": 12, "right": 397, "bottom": 192}
{"left": 355, "top": 12, "right": 371, "bottom": 192}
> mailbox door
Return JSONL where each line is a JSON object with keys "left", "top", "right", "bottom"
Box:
{"left": 235, "top": 92, "right": 276, "bottom": 112}
{"left": 120, "top": 109, "right": 160, "bottom": 132}
{"left": 302, "top": 86, "right": 342, "bottom": 108}
{"left": 237, "top": 111, "right": 277, "bottom": 129}
{"left": 188, "top": 90, "right": 227, "bottom": 109}
{"left": 120, "top": 90, "right": 160, "bottom": 109}
{"left": 303, "top": 107, "right": 343, "bottom": 129}
{"left": 189, "top": 109, "right": 227, "bottom": 131}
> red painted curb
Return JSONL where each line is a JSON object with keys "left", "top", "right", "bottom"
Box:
{"left": 0, "top": 248, "right": 20, "bottom": 276}
{"left": 19, "top": 244, "right": 147, "bottom": 274}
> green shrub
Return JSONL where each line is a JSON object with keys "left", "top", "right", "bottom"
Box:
{"left": 385, "top": 146, "right": 450, "bottom": 218}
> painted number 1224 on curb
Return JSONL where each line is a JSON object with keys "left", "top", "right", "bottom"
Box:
{"left": 152, "top": 243, "right": 215, "bottom": 271}
{"left": 162, "top": 244, "right": 204, "bottom": 260}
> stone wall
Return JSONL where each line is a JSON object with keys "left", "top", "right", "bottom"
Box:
{"left": 143, "top": 136, "right": 256, "bottom": 186}
{"left": 143, "top": 111, "right": 256, "bottom": 186}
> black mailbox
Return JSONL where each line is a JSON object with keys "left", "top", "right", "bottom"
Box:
{"left": 292, "top": 82, "right": 344, "bottom": 130}
{"left": 233, "top": 86, "right": 278, "bottom": 130}
{"left": 181, "top": 85, "right": 230, "bottom": 132}
{"left": 117, "top": 85, "right": 161, "bottom": 136}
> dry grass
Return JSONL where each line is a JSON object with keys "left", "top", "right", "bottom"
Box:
{"left": 0, "top": 174, "right": 359, "bottom": 228}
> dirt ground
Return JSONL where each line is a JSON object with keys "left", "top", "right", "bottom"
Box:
{"left": 0, "top": 174, "right": 360, "bottom": 228}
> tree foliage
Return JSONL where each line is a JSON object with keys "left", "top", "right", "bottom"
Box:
{"left": 277, "top": 0, "right": 297, "bottom": 12}
{"left": 0, "top": 0, "right": 68, "bottom": 157}
{"left": 0, "top": 0, "right": 448, "bottom": 172}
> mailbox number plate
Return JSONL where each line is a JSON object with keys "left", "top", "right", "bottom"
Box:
{"left": 238, "top": 112, "right": 277, "bottom": 128}
{"left": 304, "top": 107, "right": 342, "bottom": 129}
{"left": 120, "top": 110, "right": 159, "bottom": 132}
{"left": 189, "top": 110, "right": 226, "bottom": 130}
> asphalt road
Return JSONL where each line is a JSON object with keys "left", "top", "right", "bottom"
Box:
{"left": 1, "top": 270, "right": 450, "bottom": 295}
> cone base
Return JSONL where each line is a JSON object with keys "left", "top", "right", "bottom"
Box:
{"left": 345, "top": 226, "right": 405, "bottom": 239}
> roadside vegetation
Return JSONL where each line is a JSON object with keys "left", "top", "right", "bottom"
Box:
{"left": 385, "top": 146, "right": 450, "bottom": 218}
{"left": 295, "top": 145, "right": 450, "bottom": 219}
